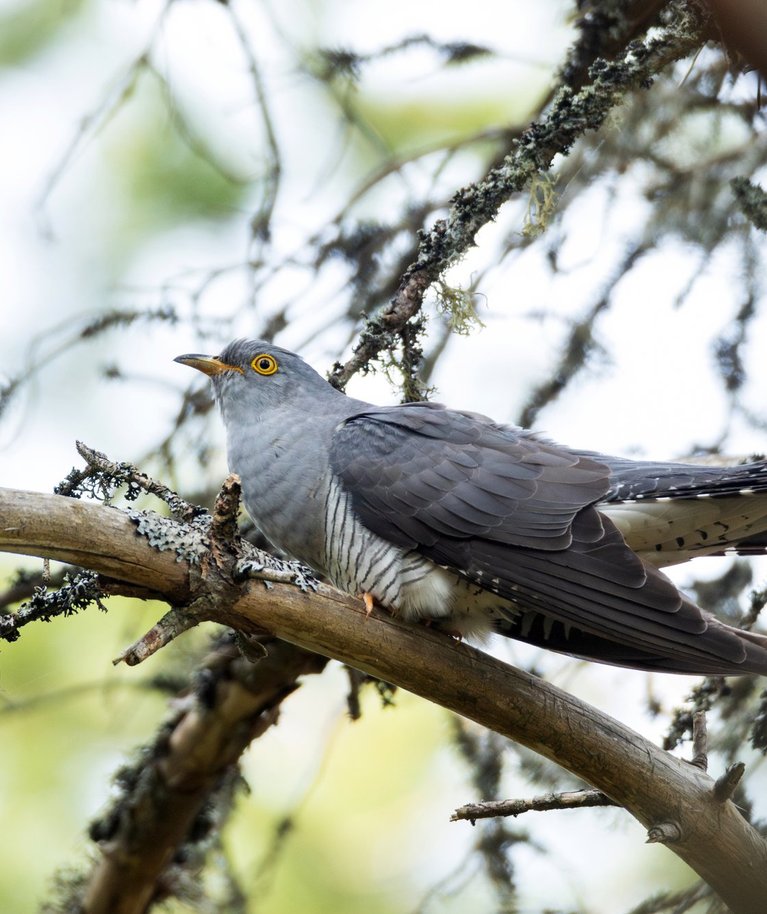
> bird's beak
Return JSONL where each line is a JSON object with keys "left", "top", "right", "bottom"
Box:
{"left": 174, "top": 354, "right": 243, "bottom": 376}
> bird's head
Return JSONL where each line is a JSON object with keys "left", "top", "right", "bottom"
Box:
{"left": 175, "top": 339, "right": 340, "bottom": 417}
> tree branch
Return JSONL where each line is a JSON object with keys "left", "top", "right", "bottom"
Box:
{"left": 451, "top": 789, "right": 615, "bottom": 823}
{"left": 328, "top": 1, "right": 708, "bottom": 389}
{"left": 83, "top": 638, "right": 326, "bottom": 914}
{"left": 2, "top": 486, "right": 767, "bottom": 914}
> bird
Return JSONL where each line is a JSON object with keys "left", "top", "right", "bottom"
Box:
{"left": 175, "top": 338, "right": 767, "bottom": 676}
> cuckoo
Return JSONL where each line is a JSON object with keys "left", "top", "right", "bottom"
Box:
{"left": 176, "top": 339, "right": 767, "bottom": 675}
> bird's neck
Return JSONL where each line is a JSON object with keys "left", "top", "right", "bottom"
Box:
{"left": 222, "top": 392, "right": 366, "bottom": 568}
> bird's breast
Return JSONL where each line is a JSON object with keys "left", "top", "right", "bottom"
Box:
{"left": 321, "top": 476, "right": 508, "bottom": 636}
{"left": 228, "top": 425, "right": 334, "bottom": 569}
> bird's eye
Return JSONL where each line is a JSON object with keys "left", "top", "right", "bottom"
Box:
{"left": 251, "top": 354, "right": 278, "bottom": 376}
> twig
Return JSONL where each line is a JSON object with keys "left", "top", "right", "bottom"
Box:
{"left": 113, "top": 605, "right": 202, "bottom": 667}
{"left": 451, "top": 788, "right": 615, "bottom": 823}
{"left": 345, "top": 667, "right": 365, "bottom": 721}
{"left": 713, "top": 762, "right": 746, "bottom": 802}
{"left": 0, "top": 569, "right": 106, "bottom": 643}
{"left": 691, "top": 710, "right": 708, "bottom": 770}
{"left": 60, "top": 441, "right": 203, "bottom": 522}
{"left": 518, "top": 241, "right": 649, "bottom": 427}
{"left": 0, "top": 566, "right": 67, "bottom": 611}
{"left": 328, "top": 5, "right": 708, "bottom": 390}
{"left": 225, "top": 4, "right": 282, "bottom": 241}
{"left": 209, "top": 473, "right": 243, "bottom": 562}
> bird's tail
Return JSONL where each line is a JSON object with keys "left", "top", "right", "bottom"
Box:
{"left": 495, "top": 607, "right": 767, "bottom": 676}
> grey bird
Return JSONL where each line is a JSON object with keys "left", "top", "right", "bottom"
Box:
{"left": 176, "top": 339, "right": 767, "bottom": 676}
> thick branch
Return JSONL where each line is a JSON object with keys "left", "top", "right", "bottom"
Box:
{"left": 84, "top": 640, "right": 326, "bottom": 914}
{"left": 2, "top": 487, "right": 767, "bottom": 914}
{"left": 0, "top": 488, "right": 189, "bottom": 601}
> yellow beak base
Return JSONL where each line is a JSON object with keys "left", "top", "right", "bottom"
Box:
{"left": 174, "top": 354, "right": 243, "bottom": 376}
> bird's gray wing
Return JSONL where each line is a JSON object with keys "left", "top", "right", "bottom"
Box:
{"left": 331, "top": 402, "right": 612, "bottom": 550}
{"left": 330, "top": 403, "right": 764, "bottom": 672}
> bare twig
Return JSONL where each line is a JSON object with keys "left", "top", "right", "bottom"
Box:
{"left": 713, "top": 762, "right": 746, "bottom": 802}
{"left": 113, "top": 605, "right": 203, "bottom": 667}
{"left": 691, "top": 710, "right": 709, "bottom": 770}
{"left": 518, "top": 241, "right": 649, "bottom": 427}
{"left": 225, "top": 3, "right": 282, "bottom": 242}
{"left": 35, "top": 1, "right": 174, "bottom": 237}
{"left": 451, "top": 788, "right": 615, "bottom": 822}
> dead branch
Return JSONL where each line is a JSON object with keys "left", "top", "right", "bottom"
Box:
{"left": 451, "top": 789, "right": 615, "bottom": 822}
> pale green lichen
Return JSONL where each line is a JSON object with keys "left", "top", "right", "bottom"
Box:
{"left": 435, "top": 280, "right": 485, "bottom": 335}
{"left": 522, "top": 172, "right": 559, "bottom": 239}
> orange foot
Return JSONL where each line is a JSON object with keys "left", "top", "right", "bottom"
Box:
{"left": 361, "top": 592, "right": 375, "bottom": 616}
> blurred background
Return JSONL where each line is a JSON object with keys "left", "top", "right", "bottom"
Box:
{"left": 2, "top": 1, "right": 767, "bottom": 912}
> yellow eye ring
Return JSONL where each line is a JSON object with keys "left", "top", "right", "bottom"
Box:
{"left": 251, "top": 354, "right": 278, "bottom": 376}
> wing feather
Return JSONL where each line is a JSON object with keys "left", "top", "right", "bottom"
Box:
{"left": 330, "top": 403, "right": 766, "bottom": 672}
